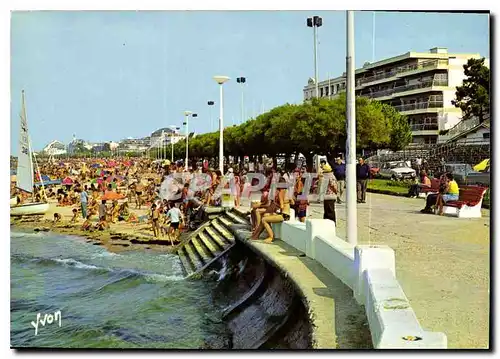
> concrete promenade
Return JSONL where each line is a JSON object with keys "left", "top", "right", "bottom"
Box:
{"left": 241, "top": 192, "right": 490, "bottom": 349}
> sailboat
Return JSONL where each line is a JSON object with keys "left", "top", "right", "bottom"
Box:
{"left": 10, "top": 90, "right": 49, "bottom": 216}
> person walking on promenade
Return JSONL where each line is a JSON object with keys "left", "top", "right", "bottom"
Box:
{"left": 333, "top": 157, "right": 346, "bottom": 204}
{"left": 317, "top": 159, "right": 326, "bottom": 203}
{"left": 322, "top": 165, "right": 338, "bottom": 225}
{"left": 356, "top": 158, "right": 370, "bottom": 203}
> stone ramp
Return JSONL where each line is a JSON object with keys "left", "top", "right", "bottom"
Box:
{"left": 176, "top": 209, "right": 250, "bottom": 278}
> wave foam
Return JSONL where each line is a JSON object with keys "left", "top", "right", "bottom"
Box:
{"left": 54, "top": 258, "right": 102, "bottom": 271}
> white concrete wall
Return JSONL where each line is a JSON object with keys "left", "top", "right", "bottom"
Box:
{"left": 272, "top": 219, "right": 447, "bottom": 349}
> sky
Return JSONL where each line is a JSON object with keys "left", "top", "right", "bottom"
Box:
{"left": 10, "top": 10, "right": 489, "bottom": 152}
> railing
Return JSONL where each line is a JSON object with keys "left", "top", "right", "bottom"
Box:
{"left": 365, "top": 79, "right": 448, "bottom": 99}
{"left": 393, "top": 101, "right": 444, "bottom": 112}
{"left": 356, "top": 59, "right": 448, "bottom": 86}
{"left": 410, "top": 123, "right": 439, "bottom": 132}
{"left": 446, "top": 117, "right": 481, "bottom": 138}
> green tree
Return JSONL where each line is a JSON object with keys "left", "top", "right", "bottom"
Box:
{"left": 452, "top": 57, "right": 490, "bottom": 122}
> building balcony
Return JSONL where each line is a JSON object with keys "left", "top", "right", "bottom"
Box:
{"left": 355, "top": 59, "right": 449, "bottom": 88}
{"left": 394, "top": 101, "right": 444, "bottom": 114}
{"left": 365, "top": 79, "right": 448, "bottom": 100}
{"left": 410, "top": 123, "right": 439, "bottom": 132}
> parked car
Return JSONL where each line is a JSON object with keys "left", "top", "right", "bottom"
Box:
{"left": 444, "top": 163, "right": 490, "bottom": 186}
{"left": 378, "top": 161, "right": 416, "bottom": 180}
{"left": 368, "top": 162, "right": 380, "bottom": 177}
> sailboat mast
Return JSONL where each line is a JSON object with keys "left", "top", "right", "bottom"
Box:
{"left": 31, "top": 137, "right": 47, "bottom": 202}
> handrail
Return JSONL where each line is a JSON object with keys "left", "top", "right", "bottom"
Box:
{"left": 365, "top": 79, "right": 448, "bottom": 99}
{"left": 394, "top": 101, "right": 443, "bottom": 112}
{"left": 356, "top": 59, "right": 448, "bottom": 86}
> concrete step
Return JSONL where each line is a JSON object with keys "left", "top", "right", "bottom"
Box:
{"left": 224, "top": 211, "right": 249, "bottom": 225}
{"left": 198, "top": 231, "right": 222, "bottom": 254}
{"left": 191, "top": 236, "right": 215, "bottom": 263}
{"left": 217, "top": 215, "right": 234, "bottom": 228}
{"left": 183, "top": 240, "right": 204, "bottom": 271}
{"left": 177, "top": 247, "right": 195, "bottom": 276}
{"left": 212, "top": 218, "right": 235, "bottom": 242}
{"left": 205, "top": 227, "right": 231, "bottom": 249}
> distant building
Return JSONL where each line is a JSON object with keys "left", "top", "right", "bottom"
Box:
{"left": 150, "top": 127, "right": 185, "bottom": 149}
{"left": 445, "top": 115, "right": 490, "bottom": 146}
{"left": 117, "top": 136, "right": 151, "bottom": 153}
{"left": 67, "top": 137, "right": 88, "bottom": 155}
{"left": 42, "top": 140, "right": 67, "bottom": 156}
{"left": 303, "top": 47, "right": 489, "bottom": 145}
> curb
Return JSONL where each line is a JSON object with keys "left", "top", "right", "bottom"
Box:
{"left": 367, "top": 188, "right": 490, "bottom": 209}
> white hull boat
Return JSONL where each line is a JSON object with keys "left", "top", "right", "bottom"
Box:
{"left": 11, "top": 90, "right": 49, "bottom": 217}
{"left": 11, "top": 202, "right": 50, "bottom": 216}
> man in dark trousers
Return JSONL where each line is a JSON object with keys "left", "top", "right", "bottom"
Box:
{"left": 333, "top": 157, "right": 346, "bottom": 204}
{"left": 356, "top": 157, "right": 370, "bottom": 203}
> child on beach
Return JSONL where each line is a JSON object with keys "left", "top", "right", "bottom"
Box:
{"left": 53, "top": 213, "right": 62, "bottom": 225}
{"left": 150, "top": 203, "right": 160, "bottom": 238}
{"left": 81, "top": 215, "right": 93, "bottom": 231}
{"left": 70, "top": 208, "right": 78, "bottom": 223}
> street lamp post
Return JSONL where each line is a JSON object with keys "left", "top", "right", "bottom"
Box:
{"left": 213, "top": 75, "right": 230, "bottom": 174}
{"left": 306, "top": 16, "right": 322, "bottom": 98}
{"left": 346, "top": 10, "right": 357, "bottom": 245}
{"left": 184, "top": 111, "right": 196, "bottom": 171}
{"left": 207, "top": 101, "right": 215, "bottom": 132}
{"left": 236, "top": 77, "right": 246, "bottom": 124}
{"left": 171, "top": 127, "right": 180, "bottom": 163}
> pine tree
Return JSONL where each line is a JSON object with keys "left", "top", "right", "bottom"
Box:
{"left": 452, "top": 58, "right": 490, "bottom": 122}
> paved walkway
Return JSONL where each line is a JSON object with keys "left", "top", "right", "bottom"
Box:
{"left": 247, "top": 239, "right": 372, "bottom": 349}
{"left": 240, "top": 192, "right": 490, "bottom": 349}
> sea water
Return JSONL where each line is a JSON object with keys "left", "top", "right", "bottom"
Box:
{"left": 10, "top": 231, "right": 227, "bottom": 348}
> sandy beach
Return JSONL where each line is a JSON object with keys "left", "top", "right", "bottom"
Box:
{"left": 11, "top": 199, "right": 179, "bottom": 254}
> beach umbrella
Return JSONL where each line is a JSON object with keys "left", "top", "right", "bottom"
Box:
{"left": 106, "top": 175, "right": 124, "bottom": 183}
{"left": 101, "top": 191, "right": 125, "bottom": 201}
{"left": 90, "top": 163, "right": 101, "bottom": 168}
{"left": 473, "top": 159, "right": 490, "bottom": 172}
{"left": 90, "top": 178, "right": 104, "bottom": 184}
{"left": 62, "top": 177, "right": 74, "bottom": 185}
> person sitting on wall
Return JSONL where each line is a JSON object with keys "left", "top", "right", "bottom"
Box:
{"left": 251, "top": 190, "right": 270, "bottom": 232}
{"left": 251, "top": 178, "right": 292, "bottom": 243}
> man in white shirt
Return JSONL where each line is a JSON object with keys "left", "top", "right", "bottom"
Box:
{"left": 166, "top": 202, "right": 184, "bottom": 242}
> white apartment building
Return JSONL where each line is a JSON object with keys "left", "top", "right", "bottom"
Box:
{"left": 42, "top": 140, "right": 67, "bottom": 156}
{"left": 150, "top": 127, "right": 185, "bottom": 149}
{"left": 303, "top": 47, "right": 489, "bottom": 145}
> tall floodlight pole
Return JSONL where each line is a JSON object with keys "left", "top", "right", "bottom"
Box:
{"left": 208, "top": 101, "right": 215, "bottom": 132}
{"left": 184, "top": 111, "right": 192, "bottom": 170}
{"left": 307, "top": 16, "right": 322, "bottom": 98}
{"left": 236, "top": 77, "right": 246, "bottom": 124}
{"left": 346, "top": 10, "right": 357, "bottom": 245}
{"left": 213, "top": 75, "right": 230, "bottom": 174}
{"left": 161, "top": 130, "right": 165, "bottom": 159}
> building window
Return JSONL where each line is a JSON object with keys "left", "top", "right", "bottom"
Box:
{"left": 320, "top": 88, "right": 324, "bottom": 97}
{"left": 483, "top": 132, "right": 490, "bottom": 139}
{"left": 325, "top": 86, "right": 329, "bottom": 97}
